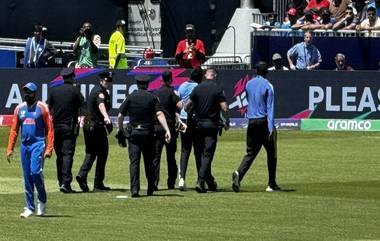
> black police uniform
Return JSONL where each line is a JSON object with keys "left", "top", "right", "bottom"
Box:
{"left": 152, "top": 84, "right": 180, "bottom": 189}
{"left": 77, "top": 73, "right": 112, "bottom": 191}
{"left": 118, "top": 77, "right": 161, "bottom": 197}
{"left": 47, "top": 67, "right": 84, "bottom": 192}
{"left": 189, "top": 79, "right": 226, "bottom": 192}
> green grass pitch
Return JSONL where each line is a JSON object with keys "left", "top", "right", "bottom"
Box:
{"left": 0, "top": 127, "right": 379, "bottom": 241}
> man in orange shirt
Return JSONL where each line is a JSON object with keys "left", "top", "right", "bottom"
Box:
{"left": 175, "top": 24, "right": 206, "bottom": 68}
{"left": 6, "top": 82, "right": 54, "bottom": 218}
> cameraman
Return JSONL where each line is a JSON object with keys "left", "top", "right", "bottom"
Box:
{"left": 175, "top": 24, "right": 205, "bottom": 69}
{"left": 73, "top": 22, "right": 101, "bottom": 68}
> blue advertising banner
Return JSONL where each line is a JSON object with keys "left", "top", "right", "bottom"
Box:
{"left": 1, "top": 69, "right": 380, "bottom": 127}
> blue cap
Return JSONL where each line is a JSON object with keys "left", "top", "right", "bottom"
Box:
{"left": 23, "top": 82, "right": 37, "bottom": 92}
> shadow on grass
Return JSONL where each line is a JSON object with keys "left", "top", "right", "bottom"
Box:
{"left": 150, "top": 193, "right": 184, "bottom": 197}
{"left": 39, "top": 214, "right": 74, "bottom": 218}
{"left": 289, "top": 180, "right": 380, "bottom": 200}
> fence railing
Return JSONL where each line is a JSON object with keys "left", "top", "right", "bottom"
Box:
{"left": 251, "top": 28, "right": 380, "bottom": 38}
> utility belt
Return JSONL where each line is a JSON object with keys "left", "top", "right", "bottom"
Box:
{"left": 193, "top": 117, "right": 219, "bottom": 131}
{"left": 126, "top": 123, "right": 154, "bottom": 143}
{"left": 84, "top": 119, "right": 113, "bottom": 134}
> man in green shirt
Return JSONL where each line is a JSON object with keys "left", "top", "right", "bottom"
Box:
{"left": 73, "top": 22, "right": 101, "bottom": 68}
{"left": 109, "top": 20, "right": 128, "bottom": 69}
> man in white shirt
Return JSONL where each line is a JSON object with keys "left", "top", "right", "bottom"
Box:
{"left": 356, "top": 7, "right": 380, "bottom": 30}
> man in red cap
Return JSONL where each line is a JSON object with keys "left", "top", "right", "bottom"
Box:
{"left": 175, "top": 24, "right": 206, "bottom": 68}
{"left": 281, "top": 8, "right": 298, "bottom": 28}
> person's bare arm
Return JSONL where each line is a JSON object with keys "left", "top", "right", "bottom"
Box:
{"left": 157, "top": 111, "right": 171, "bottom": 143}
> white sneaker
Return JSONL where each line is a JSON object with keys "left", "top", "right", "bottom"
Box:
{"left": 36, "top": 200, "right": 46, "bottom": 216}
{"left": 20, "top": 208, "right": 34, "bottom": 218}
{"left": 178, "top": 178, "right": 186, "bottom": 191}
{"left": 266, "top": 186, "right": 275, "bottom": 192}
{"left": 266, "top": 185, "right": 281, "bottom": 192}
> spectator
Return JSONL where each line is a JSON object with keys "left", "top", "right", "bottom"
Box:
{"left": 73, "top": 22, "right": 101, "bottom": 68}
{"left": 281, "top": 8, "right": 298, "bottom": 28}
{"left": 262, "top": 13, "right": 281, "bottom": 29}
{"left": 109, "top": 19, "right": 128, "bottom": 69}
{"left": 288, "top": 0, "right": 308, "bottom": 18}
{"left": 305, "top": 8, "right": 336, "bottom": 29}
{"left": 23, "top": 24, "right": 56, "bottom": 68}
{"left": 287, "top": 31, "right": 322, "bottom": 70}
{"left": 352, "top": 0, "right": 368, "bottom": 23}
{"left": 329, "top": 0, "right": 351, "bottom": 21}
{"left": 356, "top": 7, "right": 380, "bottom": 30}
{"left": 304, "top": 0, "right": 330, "bottom": 13}
{"left": 268, "top": 53, "right": 289, "bottom": 70}
{"left": 332, "top": 6, "right": 359, "bottom": 30}
{"left": 334, "top": 53, "right": 354, "bottom": 71}
{"left": 367, "top": 0, "right": 380, "bottom": 17}
{"left": 292, "top": 11, "right": 319, "bottom": 29}
{"left": 175, "top": 24, "right": 206, "bottom": 68}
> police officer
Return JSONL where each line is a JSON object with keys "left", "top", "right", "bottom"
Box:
{"left": 187, "top": 68, "right": 229, "bottom": 193}
{"left": 76, "top": 71, "right": 113, "bottom": 192}
{"left": 47, "top": 67, "right": 84, "bottom": 193}
{"left": 152, "top": 70, "right": 182, "bottom": 190}
{"left": 232, "top": 61, "right": 280, "bottom": 193}
{"left": 117, "top": 75, "right": 171, "bottom": 198}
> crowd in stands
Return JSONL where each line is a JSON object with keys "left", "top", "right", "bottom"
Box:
{"left": 21, "top": 1, "right": 380, "bottom": 71}
{"left": 262, "top": 0, "right": 380, "bottom": 31}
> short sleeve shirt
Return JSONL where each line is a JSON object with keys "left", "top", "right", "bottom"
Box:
{"left": 190, "top": 79, "right": 226, "bottom": 124}
{"left": 119, "top": 89, "right": 161, "bottom": 126}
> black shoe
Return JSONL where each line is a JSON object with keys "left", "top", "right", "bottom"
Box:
{"left": 206, "top": 181, "right": 217, "bottom": 191}
{"left": 195, "top": 182, "right": 207, "bottom": 193}
{"left": 167, "top": 184, "right": 175, "bottom": 190}
{"left": 131, "top": 192, "right": 140, "bottom": 198}
{"left": 60, "top": 184, "right": 75, "bottom": 193}
{"left": 232, "top": 171, "right": 240, "bottom": 193}
{"left": 147, "top": 186, "right": 155, "bottom": 196}
{"left": 93, "top": 184, "right": 111, "bottom": 192}
{"left": 76, "top": 175, "right": 89, "bottom": 192}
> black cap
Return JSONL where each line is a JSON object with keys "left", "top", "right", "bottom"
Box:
{"left": 98, "top": 71, "right": 113, "bottom": 82}
{"left": 60, "top": 66, "right": 75, "bottom": 78}
{"left": 162, "top": 70, "right": 172, "bottom": 82}
{"left": 135, "top": 75, "right": 150, "bottom": 84}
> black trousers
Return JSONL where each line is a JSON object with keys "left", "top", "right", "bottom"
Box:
{"left": 54, "top": 124, "right": 77, "bottom": 187}
{"left": 78, "top": 123, "right": 109, "bottom": 186}
{"left": 237, "top": 118, "right": 277, "bottom": 186}
{"left": 152, "top": 127, "right": 178, "bottom": 188}
{"left": 179, "top": 122, "right": 201, "bottom": 180}
{"left": 193, "top": 128, "right": 218, "bottom": 185}
{"left": 128, "top": 130, "right": 155, "bottom": 194}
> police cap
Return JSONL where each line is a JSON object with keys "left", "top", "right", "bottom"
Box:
{"left": 162, "top": 70, "right": 172, "bottom": 82}
{"left": 60, "top": 66, "right": 76, "bottom": 78}
{"left": 99, "top": 71, "right": 113, "bottom": 82}
{"left": 135, "top": 75, "right": 150, "bottom": 84}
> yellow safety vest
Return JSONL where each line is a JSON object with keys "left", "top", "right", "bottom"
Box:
{"left": 108, "top": 31, "right": 128, "bottom": 69}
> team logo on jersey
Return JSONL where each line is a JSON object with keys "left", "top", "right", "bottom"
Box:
{"left": 20, "top": 110, "right": 26, "bottom": 119}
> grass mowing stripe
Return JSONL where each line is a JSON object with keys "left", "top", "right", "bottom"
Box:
{"left": 0, "top": 127, "right": 379, "bottom": 241}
